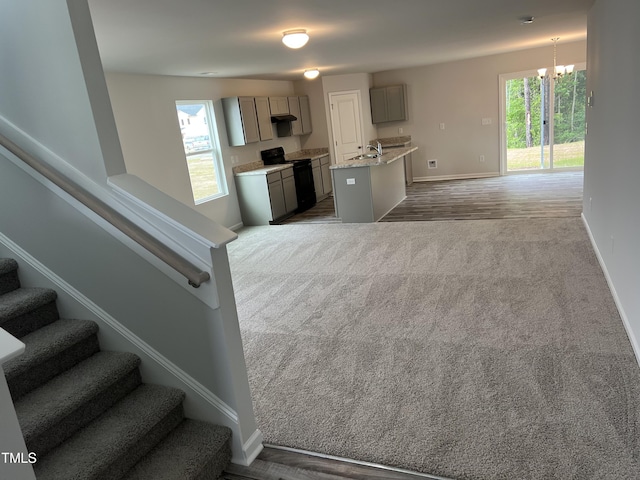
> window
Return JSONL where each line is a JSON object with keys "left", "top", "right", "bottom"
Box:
{"left": 175, "top": 101, "right": 227, "bottom": 204}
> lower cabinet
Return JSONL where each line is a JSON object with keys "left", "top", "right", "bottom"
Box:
{"left": 281, "top": 168, "right": 298, "bottom": 213}
{"left": 320, "top": 156, "right": 332, "bottom": 196}
{"left": 235, "top": 166, "right": 297, "bottom": 225}
{"left": 312, "top": 155, "right": 333, "bottom": 201}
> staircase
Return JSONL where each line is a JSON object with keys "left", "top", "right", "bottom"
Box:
{"left": 0, "top": 258, "right": 232, "bottom": 480}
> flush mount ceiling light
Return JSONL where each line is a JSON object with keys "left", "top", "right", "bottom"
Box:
{"left": 304, "top": 69, "right": 320, "bottom": 79}
{"left": 538, "top": 37, "right": 574, "bottom": 80}
{"left": 282, "top": 29, "right": 309, "bottom": 49}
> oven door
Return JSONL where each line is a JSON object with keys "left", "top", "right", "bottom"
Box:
{"left": 292, "top": 160, "right": 316, "bottom": 213}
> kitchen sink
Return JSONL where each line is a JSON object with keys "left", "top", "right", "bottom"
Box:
{"left": 351, "top": 153, "right": 380, "bottom": 160}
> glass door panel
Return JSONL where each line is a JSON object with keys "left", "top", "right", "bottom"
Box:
{"left": 552, "top": 69, "right": 586, "bottom": 169}
{"left": 505, "top": 75, "right": 550, "bottom": 171}
{"left": 504, "top": 68, "right": 585, "bottom": 172}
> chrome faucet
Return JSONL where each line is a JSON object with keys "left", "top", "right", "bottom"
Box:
{"left": 366, "top": 141, "right": 383, "bottom": 156}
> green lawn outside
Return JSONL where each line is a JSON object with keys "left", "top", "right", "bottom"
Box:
{"left": 507, "top": 140, "right": 584, "bottom": 171}
{"left": 186, "top": 153, "right": 220, "bottom": 202}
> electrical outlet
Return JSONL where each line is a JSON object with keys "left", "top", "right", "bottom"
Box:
{"left": 479, "top": 155, "right": 485, "bottom": 163}
{"left": 346, "top": 178, "right": 356, "bottom": 185}
{"left": 399, "top": 127, "right": 404, "bottom": 134}
{"left": 428, "top": 159, "right": 437, "bottom": 169}
{"left": 439, "top": 123, "right": 445, "bottom": 130}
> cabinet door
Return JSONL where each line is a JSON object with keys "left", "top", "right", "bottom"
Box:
{"left": 312, "top": 164, "right": 322, "bottom": 201}
{"left": 369, "top": 87, "right": 388, "bottom": 124}
{"left": 386, "top": 85, "right": 406, "bottom": 122}
{"left": 320, "top": 159, "right": 332, "bottom": 195}
{"left": 288, "top": 97, "right": 303, "bottom": 135}
{"left": 269, "top": 97, "right": 289, "bottom": 115}
{"left": 255, "top": 97, "right": 274, "bottom": 141}
{"left": 239, "top": 97, "right": 260, "bottom": 143}
{"left": 282, "top": 175, "right": 298, "bottom": 213}
{"left": 268, "top": 178, "right": 286, "bottom": 220}
{"left": 299, "top": 95, "right": 313, "bottom": 134}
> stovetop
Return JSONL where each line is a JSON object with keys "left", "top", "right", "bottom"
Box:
{"left": 261, "top": 146, "right": 310, "bottom": 165}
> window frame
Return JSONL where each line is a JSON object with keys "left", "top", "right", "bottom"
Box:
{"left": 175, "top": 100, "right": 228, "bottom": 204}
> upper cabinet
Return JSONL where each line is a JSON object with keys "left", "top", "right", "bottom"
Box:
{"left": 288, "top": 96, "right": 302, "bottom": 135}
{"left": 370, "top": 85, "right": 407, "bottom": 124}
{"left": 254, "top": 97, "right": 274, "bottom": 141}
{"left": 222, "top": 96, "right": 260, "bottom": 146}
{"left": 287, "top": 96, "right": 313, "bottom": 136}
{"left": 222, "top": 95, "right": 312, "bottom": 144}
{"left": 298, "top": 96, "right": 313, "bottom": 134}
{"left": 269, "top": 97, "right": 290, "bottom": 116}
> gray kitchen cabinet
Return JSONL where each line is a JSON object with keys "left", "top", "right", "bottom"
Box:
{"left": 269, "top": 96, "right": 289, "bottom": 115}
{"left": 311, "top": 159, "right": 323, "bottom": 201}
{"left": 288, "top": 96, "right": 312, "bottom": 136}
{"left": 267, "top": 173, "right": 286, "bottom": 220}
{"left": 254, "top": 96, "right": 274, "bottom": 141}
{"left": 288, "top": 97, "right": 303, "bottom": 135}
{"left": 281, "top": 167, "right": 298, "bottom": 213}
{"left": 311, "top": 155, "right": 332, "bottom": 201}
{"left": 370, "top": 85, "right": 406, "bottom": 124}
{"left": 320, "top": 156, "right": 332, "bottom": 195}
{"left": 235, "top": 166, "right": 296, "bottom": 225}
{"left": 221, "top": 96, "right": 260, "bottom": 146}
{"left": 299, "top": 95, "right": 312, "bottom": 134}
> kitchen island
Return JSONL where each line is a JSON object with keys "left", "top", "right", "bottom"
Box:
{"left": 330, "top": 145, "right": 418, "bottom": 223}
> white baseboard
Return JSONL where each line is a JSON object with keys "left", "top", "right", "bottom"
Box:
{"left": 413, "top": 172, "right": 500, "bottom": 182}
{"left": 229, "top": 222, "right": 244, "bottom": 231}
{"left": 234, "top": 429, "right": 264, "bottom": 466}
{"left": 581, "top": 213, "right": 640, "bottom": 367}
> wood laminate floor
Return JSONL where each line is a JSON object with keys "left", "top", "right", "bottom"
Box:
{"left": 279, "top": 171, "right": 583, "bottom": 224}
{"left": 222, "top": 447, "right": 446, "bottom": 480}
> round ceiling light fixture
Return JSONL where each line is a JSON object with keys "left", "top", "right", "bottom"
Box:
{"left": 282, "top": 29, "right": 309, "bottom": 49}
{"left": 304, "top": 69, "right": 320, "bottom": 79}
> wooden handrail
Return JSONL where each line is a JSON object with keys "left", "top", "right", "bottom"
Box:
{"left": 0, "top": 133, "right": 210, "bottom": 288}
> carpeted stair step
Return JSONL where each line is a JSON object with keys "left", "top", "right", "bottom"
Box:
{"left": 122, "top": 419, "right": 232, "bottom": 480}
{"left": 0, "top": 258, "right": 20, "bottom": 295}
{"left": 0, "top": 286, "right": 59, "bottom": 338}
{"left": 4, "top": 318, "right": 100, "bottom": 400}
{"left": 33, "top": 384, "right": 187, "bottom": 480}
{"left": 15, "top": 350, "right": 142, "bottom": 457}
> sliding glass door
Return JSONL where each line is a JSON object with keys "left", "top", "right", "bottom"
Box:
{"left": 501, "top": 66, "right": 586, "bottom": 173}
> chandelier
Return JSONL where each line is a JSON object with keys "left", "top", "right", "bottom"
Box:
{"left": 538, "top": 38, "right": 574, "bottom": 79}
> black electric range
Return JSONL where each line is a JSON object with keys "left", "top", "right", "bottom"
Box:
{"left": 261, "top": 147, "right": 316, "bottom": 213}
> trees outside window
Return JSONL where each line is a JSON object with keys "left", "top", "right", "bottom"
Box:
{"left": 504, "top": 69, "right": 586, "bottom": 171}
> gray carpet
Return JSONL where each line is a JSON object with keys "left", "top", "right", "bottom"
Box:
{"left": 227, "top": 218, "right": 640, "bottom": 480}
{"left": 0, "top": 257, "right": 232, "bottom": 479}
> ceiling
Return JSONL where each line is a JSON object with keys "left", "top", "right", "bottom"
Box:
{"left": 87, "top": 0, "right": 594, "bottom": 81}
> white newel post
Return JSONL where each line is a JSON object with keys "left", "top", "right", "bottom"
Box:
{"left": 0, "top": 329, "right": 36, "bottom": 480}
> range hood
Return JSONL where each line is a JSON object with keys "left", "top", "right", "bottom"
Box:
{"left": 271, "top": 114, "right": 297, "bottom": 123}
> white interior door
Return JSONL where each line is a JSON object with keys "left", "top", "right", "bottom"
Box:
{"left": 329, "top": 91, "right": 363, "bottom": 162}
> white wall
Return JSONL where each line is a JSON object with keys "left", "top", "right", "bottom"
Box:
{"left": 321, "top": 73, "right": 378, "bottom": 163}
{"left": 373, "top": 41, "right": 586, "bottom": 180}
{"left": 0, "top": 0, "right": 125, "bottom": 182}
{"left": 105, "top": 73, "right": 302, "bottom": 229}
{"left": 294, "top": 78, "right": 329, "bottom": 151}
{"left": 582, "top": 0, "right": 640, "bottom": 359}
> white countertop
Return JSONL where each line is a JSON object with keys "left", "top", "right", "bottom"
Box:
{"left": 330, "top": 145, "right": 418, "bottom": 169}
{"left": 234, "top": 163, "right": 293, "bottom": 176}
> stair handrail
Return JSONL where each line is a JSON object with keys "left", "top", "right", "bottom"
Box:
{"left": 0, "top": 133, "right": 210, "bottom": 288}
